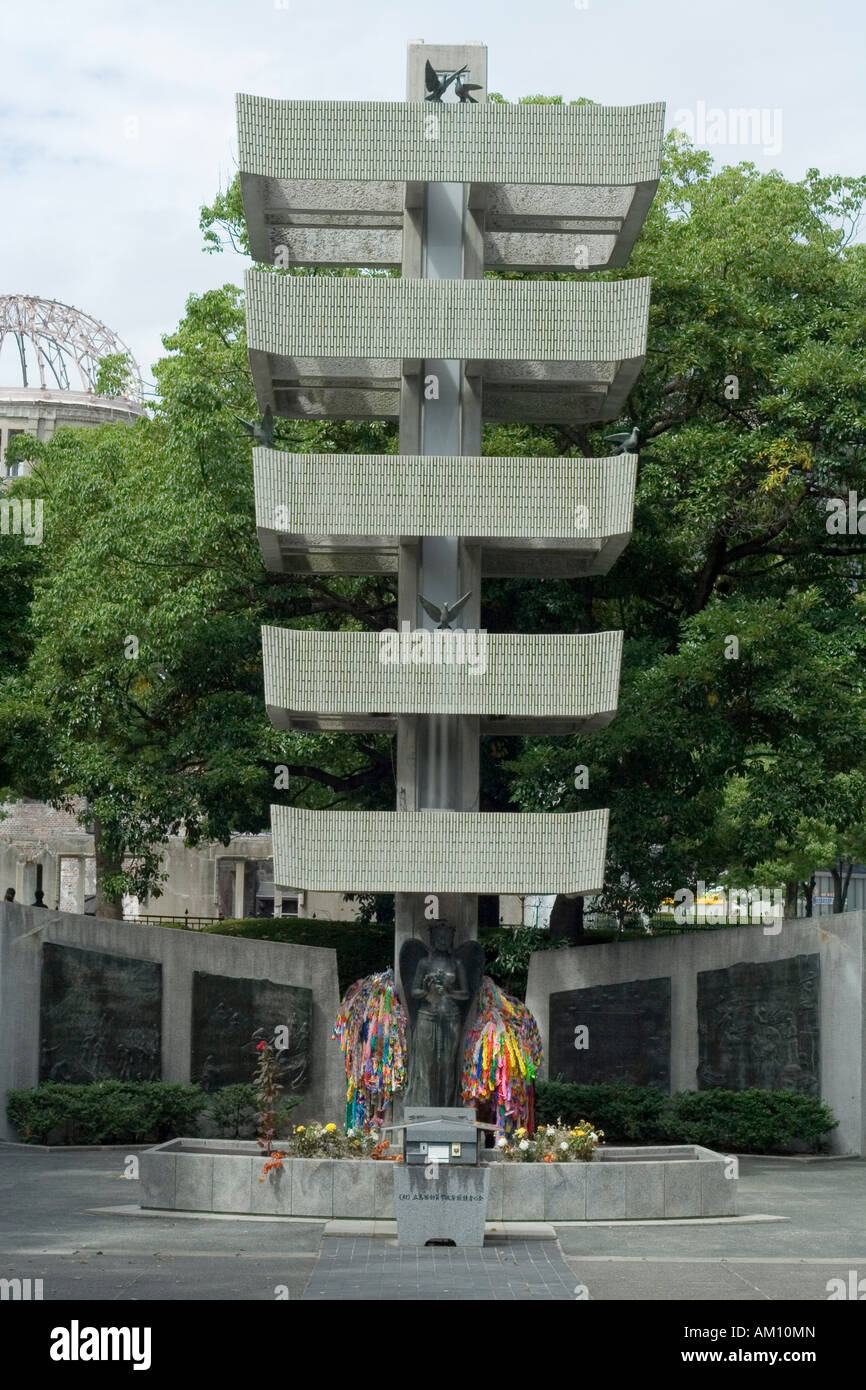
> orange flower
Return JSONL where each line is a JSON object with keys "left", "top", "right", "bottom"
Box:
{"left": 543, "top": 1154, "right": 554, "bottom": 1163}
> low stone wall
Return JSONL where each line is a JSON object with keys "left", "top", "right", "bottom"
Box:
{"left": 527, "top": 910, "right": 866, "bottom": 1156}
{"left": 139, "top": 1140, "right": 736, "bottom": 1221}
{"left": 0, "top": 902, "right": 345, "bottom": 1137}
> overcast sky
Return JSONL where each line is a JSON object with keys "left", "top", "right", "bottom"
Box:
{"left": 1, "top": 0, "right": 863, "bottom": 389}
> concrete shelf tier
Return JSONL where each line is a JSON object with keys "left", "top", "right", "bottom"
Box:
{"left": 236, "top": 94, "right": 665, "bottom": 272}
{"left": 254, "top": 449, "right": 636, "bottom": 578}
{"left": 269, "top": 806, "right": 608, "bottom": 897}
{"left": 245, "top": 271, "right": 651, "bottom": 424}
{"left": 261, "top": 625, "right": 623, "bottom": 734}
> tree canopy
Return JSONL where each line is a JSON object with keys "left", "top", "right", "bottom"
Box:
{"left": 2, "top": 108, "right": 865, "bottom": 920}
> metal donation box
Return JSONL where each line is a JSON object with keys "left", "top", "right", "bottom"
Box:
{"left": 401, "top": 1107, "right": 480, "bottom": 1166}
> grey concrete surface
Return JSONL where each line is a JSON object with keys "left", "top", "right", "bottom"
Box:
{"left": 140, "top": 1141, "right": 729, "bottom": 1220}
{"left": 527, "top": 910, "right": 866, "bottom": 1156}
{"left": 0, "top": 901, "right": 345, "bottom": 1136}
{"left": 393, "top": 1163, "right": 490, "bottom": 1246}
{"left": 1, "top": 1147, "right": 864, "bottom": 1301}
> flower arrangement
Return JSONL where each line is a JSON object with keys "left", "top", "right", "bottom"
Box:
{"left": 258, "top": 1121, "right": 399, "bottom": 1161}
{"left": 370, "top": 1137, "right": 402, "bottom": 1162}
{"left": 497, "top": 1119, "right": 603, "bottom": 1163}
{"left": 290, "top": 1120, "right": 362, "bottom": 1159}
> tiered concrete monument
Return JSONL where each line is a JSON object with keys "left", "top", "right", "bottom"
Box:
{"left": 238, "top": 43, "right": 664, "bottom": 1053}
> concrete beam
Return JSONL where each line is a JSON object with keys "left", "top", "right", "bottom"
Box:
{"left": 236, "top": 95, "right": 664, "bottom": 271}
{"left": 253, "top": 448, "right": 635, "bottom": 577}
{"left": 271, "top": 805, "right": 609, "bottom": 896}
{"left": 261, "top": 626, "right": 622, "bottom": 731}
{"left": 245, "top": 272, "right": 650, "bottom": 425}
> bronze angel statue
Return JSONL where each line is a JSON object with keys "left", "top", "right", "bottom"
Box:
{"left": 399, "top": 920, "right": 484, "bottom": 1107}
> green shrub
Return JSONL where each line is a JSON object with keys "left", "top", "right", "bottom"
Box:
{"left": 6, "top": 1083, "right": 67, "bottom": 1145}
{"left": 480, "top": 925, "right": 567, "bottom": 997}
{"left": 534, "top": 1081, "right": 837, "bottom": 1152}
{"left": 6, "top": 1082, "right": 207, "bottom": 1145}
{"left": 206, "top": 1084, "right": 258, "bottom": 1139}
{"left": 534, "top": 1082, "right": 668, "bottom": 1141}
{"left": 666, "top": 1089, "right": 838, "bottom": 1153}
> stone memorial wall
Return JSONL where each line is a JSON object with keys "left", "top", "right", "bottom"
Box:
{"left": 549, "top": 977, "right": 671, "bottom": 1089}
{"left": 40, "top": 943, "right": 162, "bottom": 1083}
{"left": 527, "top": 910, "right": 866, "bottom": 1155}
{"left": 696, "top": 955, "right": 820, "bottom": 1095}
{"left": 0, "top": 901, "right": 343, "bottom": 1138}
{"left": 190, "top": 970, "right": 311, "bottom": 1092}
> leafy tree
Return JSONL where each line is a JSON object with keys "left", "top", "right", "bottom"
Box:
{"left": 0, "top": 286, "right": 397, "bottom": 914}
{"left": 505, "top": 129, "right": 866, "bottom": 916}
{"left": 94, "top": 352, "right": 135, "bottom": 398}
{"left": 5, "top": 100, "right": 866, "bottom": 924}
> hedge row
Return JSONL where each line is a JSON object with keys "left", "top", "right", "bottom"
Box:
{"left": 8, "top": 1080, "right": 838, "bottom": 1152}
{"left": 4, "top": 1082, "right": 248, "bottom": 1146}
{"left": 534, "top": 1082, "right": 837, "bottom": 1153}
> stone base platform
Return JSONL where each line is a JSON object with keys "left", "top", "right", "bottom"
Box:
{"left": 139, "top": 1140, "right": 736, "bottom": 1221}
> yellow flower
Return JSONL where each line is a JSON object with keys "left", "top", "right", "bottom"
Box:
{"left": 295, "top": 1125, "right": 305, "bottom": 1133}
{"left": 576, "top": 1129, "right": 585, "bottom": 1137}
{"left": 325, "top": 1123, "right": 337, "bottom": 1133}
{"left": 515, "top": 1127, "right": 526, "bottom": 1137}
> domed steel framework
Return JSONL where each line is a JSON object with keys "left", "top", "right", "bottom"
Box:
{"left": 0, "top": 294, "right": 142, "bottom": 400}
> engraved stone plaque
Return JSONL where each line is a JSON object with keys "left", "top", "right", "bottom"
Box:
{"left": 697, "top": 954, "right": 819, "bottom": 1094}
{"left": 549, "top": 977, "right": 671, "bottom": 1088}
{"left": 40, "top": 943, "right": 162, "bottom": 1082}
{"left": 191, "top": 972, "right": 311, "bottom": 1092}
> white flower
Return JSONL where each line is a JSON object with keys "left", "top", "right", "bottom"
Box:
{"left": 560, "top": 1141, "right": 568, "bottom": 1150}
{"left": 519, "top": 1139, "right": 530, "bottom": 1151}
{"left": 496, "top": 1136, "right": 508, "bottom": 1148}
{"left": 546, "top": 1126, "right": 555, "bottom": 1136}
{"left": 590, "top": 1132, "right": 597, "bottom": 1140}
{"left": 347, "top": 1128, "right": 355, "bottom": 1138}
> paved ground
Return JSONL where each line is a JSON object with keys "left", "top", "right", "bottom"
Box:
{"left": 303, "top": 1235, "right": 576, "bottom": 1300}
{"left": 1, "top": 1147, "right": 864, "bottom": 1301}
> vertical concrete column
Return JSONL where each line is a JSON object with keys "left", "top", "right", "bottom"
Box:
{"left": 71, "top": 856, "right": 86, "bottom": 915}
{"left": 395, "top": 43, "right": 487, "bottom": 968}
{"left": 233, "top": 861, "right": 246, "bottom": 921}
{"left": 670, "top": 967, "right": 699, "bottom": 1093}
{"left": 19, "top": 861, "right": 38, "bottom": 906}
{"left": 43, "top": 853, "right": 61, "bottom": 911}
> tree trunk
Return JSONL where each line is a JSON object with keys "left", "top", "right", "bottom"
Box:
{"left": 830, "top": 861, "right": 853, "bottom": 914}
{"left": 802, "top": 877, "right": 815, "bottom": 917}
{"left": 549, "top": 894, "right": 585, "bottom": 946}
{"left": 840, "top": 860, "right": 854, "bottom": 913}
{"left": 831, "top": 865, "right": 842, "bottom": 913}
{"left": 784, "top": 881, "right": 799, "bottom": 920}
{"left": 92, "top": 816, "right": 124, "bottom": 920}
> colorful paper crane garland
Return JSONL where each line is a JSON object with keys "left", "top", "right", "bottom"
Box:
{"left": 331, "top": 969, "right": 407, "bottom": 1133}
{"left": 461, "top": 979, "right": 543, "bottom": 1135}
{"left": 333, "top": 971, "right": 543, "bottom": 1136}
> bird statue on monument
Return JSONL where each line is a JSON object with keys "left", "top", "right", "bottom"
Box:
{"left": 234, "top": 404, "right": 275, "bottom": 449}
{"left": 418, "top": 591, "right": 473, "bottom": 629}
{"left": 455, "top": 72, "right": 483, "bottom": 103}
{"left": 604, "top": 425, "right": 642, "bottom": 455}
{"left": 424, "top": 60, "right": 463, "bottom": 102}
